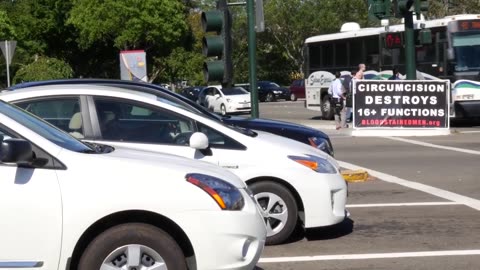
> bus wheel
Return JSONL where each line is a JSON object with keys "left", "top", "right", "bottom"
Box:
{"left": 321, "top": 95, "right": 334, "bottom": 120}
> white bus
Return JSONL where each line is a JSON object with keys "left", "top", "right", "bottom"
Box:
{"left": 304, "top": 14, "right": 480, "bottom": 120}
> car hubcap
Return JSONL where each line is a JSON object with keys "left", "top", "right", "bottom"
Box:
{"left": 221, "top": 106, "right": 226, "bottom": 115}
{"left": 290, "top": 94, "right": 296, "bottom": 100}
{"left": 255, "top": 192, "right": 288, "bottom": 237}
{"left": 101, "top": 244, "right": 167, "bottom": 270}
{"left": 267, "top": 93, "right": 273, "bottom": 102}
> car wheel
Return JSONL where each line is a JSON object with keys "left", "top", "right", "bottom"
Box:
{"left": 249, "top": 181, "right": 298, "bottom": 245}
{"left": 290, "top": 93, "right": 297, "bottom": 101}
{"left": 220, "top": 104, "right": 227, "bottom": 116}
{"left": 265, "top": 92, "right": 275, "bottom": 102}
{"left": 78, "top": 223, "right": 187, "bottom": 270}
{"left": 321, "top": 95, "right": 334, "bottom": 120}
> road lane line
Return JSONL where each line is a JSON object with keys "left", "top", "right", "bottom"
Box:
{"left": 458, "top": 131, "right": 480, "bottom": 134}
{"left": 338, "top": 160, "right": 480, "bottom": 211}
{"left": 259, "top": 250, "right": 480, "bottom": 263}
{"left": 385, "top": 137, "right": 480, "bottom": 155}
{"left": 347, "top": 202, "right": 461, "bottom": 208}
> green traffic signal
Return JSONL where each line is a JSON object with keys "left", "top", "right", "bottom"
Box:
{"left": 200, "top": 0, "right": 233, "bottom": 86}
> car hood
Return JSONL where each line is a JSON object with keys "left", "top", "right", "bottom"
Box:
{"left": 249, "top": 130, "right": 339, "bottom": 169}
{"left": 91, "top": 145, "right": 247, "bottom": 189}
{"left": 223, "top": 116, "right": 328, "bottom": 138}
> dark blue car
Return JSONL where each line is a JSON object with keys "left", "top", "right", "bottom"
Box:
{"left": 7, "top": 79, "right": 334, "bottom": 156}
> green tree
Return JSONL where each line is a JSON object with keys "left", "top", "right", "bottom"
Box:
{"left": 256, "top": 0, "right": 368, "bottom": 84}
{"left": 0, "top": 9, "right": 16, "bottom": 40}
{"left": 68, "top": 0, "right": 188, "bottom": 50}
{"left": 13, "top": 56, "right": 73, "bottom": 84}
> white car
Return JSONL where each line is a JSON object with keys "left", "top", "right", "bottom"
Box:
{"left": 1, "top": 85, "right": 348, "bottom": 245}
{"left": 0, "top": 100, "right": 266, "bottom": 270}
{"left": 198, "top": 86, "right": 251, "bottom": 115}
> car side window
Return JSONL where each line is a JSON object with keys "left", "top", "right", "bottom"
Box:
{"left": 196, "top": 122, "right": 246, "bottom": 150}
{"left": 93, "top": 98, "right": 195, "bottom": 145}
{"left": 15, "top": 98, "right": 84, "bottom": 139}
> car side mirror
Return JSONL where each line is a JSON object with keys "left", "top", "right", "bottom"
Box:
{"left": 189, "top": 132, "right": 209, "bottom": 150}
{"left": 0, "top": 138, "right": 34, "bottom": 163}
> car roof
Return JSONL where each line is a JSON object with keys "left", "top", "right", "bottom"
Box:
{"left": 0, "top": 84, "right": 159, "bottom": 101}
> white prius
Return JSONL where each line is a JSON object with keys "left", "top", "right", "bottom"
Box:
{"left": 1, "top": 85, "right": 348, "bottom": 245}
{"left": 0, "top": 100, "right": 266, "bottom": 270}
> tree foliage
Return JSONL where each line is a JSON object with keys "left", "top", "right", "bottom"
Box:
{"left": 13, "top": 56, "right": 73, "bottom": 84}
{"left": 68, "top": 0, "right": 188, "bottom": 51}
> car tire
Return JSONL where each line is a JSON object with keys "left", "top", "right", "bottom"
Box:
{"left": 290, "top": 93, "right": 297, "bottom": 102}
{"left": 77, "top": 223, "right": 187, "bottom": 270}
{"left": 220, "top": 104, "right": 227, "bottom": 116}
{"left": 321, "top": 95, "right": 334, "bottom": 120}
{"left": 265, "top": 92, "right": 275, "bottom": 102}
{"left": 249, "top": 181, "right": 298, "bottom": 245}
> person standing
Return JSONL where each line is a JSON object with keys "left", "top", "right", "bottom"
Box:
{"left": 355, "top": 63, "right": 366, "bottom": 80}
{"left": 328, "top": 71, "right": 347, "bottom": 130}
{"left": 343, "top": 70, "right": 356, "bottom": 124}
{"left": 389, "top": 67, "right": 401, "bottom": 80}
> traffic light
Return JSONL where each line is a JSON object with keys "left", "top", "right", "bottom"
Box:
{"left": 414, "top": 0, "right": 428, "bottom": 19}
{"left": 201, "top": 0, "right": 233, "bottom": 87}
{"left": 396, "top": 0, "right": 414, "bottom": 16}
{"left": 368, "top": 0, "right": 392, "bottom": 21}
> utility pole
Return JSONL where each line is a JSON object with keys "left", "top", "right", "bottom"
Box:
{"left": 247, "top": 0, "right": 259, "bottom": 118}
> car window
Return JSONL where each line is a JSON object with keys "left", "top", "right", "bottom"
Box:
{"left": 222, "top": 87, "right": 248, "bottom": 95}
{"left": 196, "top": 122, "right": 246, "bottom": 150}
{"left": 0, "top": 127, "right": 13, "bottom": 141}
{"left": 93, "top": 98, "right": 195, "bottom": 145}
{"left": 15, "top": 98, "right": 84, "bottom": 139}
{"left": 0, "top": 101, "right": 94, "bottom": 153}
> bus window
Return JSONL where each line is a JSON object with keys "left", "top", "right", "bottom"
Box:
{"left": 350, "top": 38, "right": 363, "bottom": 65}
{"left": 309, "top": 44, "right": 321, "bottom": 72}
{"left": 322, "top": 43, "right": 334, "bottom": 67}
{"left": 336, "top": 42, "right": 348, "bottom": 67}
{"left": 365, "top": 36, "right": 380, "bottom": 67}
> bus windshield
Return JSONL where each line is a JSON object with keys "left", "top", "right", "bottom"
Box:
{"left": 452, "top": 32, "right": 480, "bottom": 72}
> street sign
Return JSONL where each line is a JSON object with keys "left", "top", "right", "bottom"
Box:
{"left": 354, "top": 80, "right": 450, "bottom": 129}
{"left": 0, "top": 40, "right": 17, "bottom": 65}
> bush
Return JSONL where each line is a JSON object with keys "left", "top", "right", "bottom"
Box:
{"left": 13, "top": 56, "right": 73, "bottom": 84}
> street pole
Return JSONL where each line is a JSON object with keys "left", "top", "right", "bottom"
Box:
{"left": 5, "top": 41, "right": 10, "bottom": 87}
{"left": 246, "top": 0, "right": 259, "bottom": 118}
{"left": 404, "top": 11, "right": 416, "bottom": 80}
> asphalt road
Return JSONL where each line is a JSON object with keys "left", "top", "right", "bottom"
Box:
{"left": 254, "top": 100, "right": 480, "bottom": 270}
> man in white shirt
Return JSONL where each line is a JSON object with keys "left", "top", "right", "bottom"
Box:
{"left": 328, "top": 71, "right": 347, "bottom": 130}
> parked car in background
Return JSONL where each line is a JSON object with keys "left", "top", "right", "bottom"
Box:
{"left": 257, "top": 81, "right": 291, "bottom": 102}
{"left": 1, "top": 85, "right": 348, "bottom": 245}
{"left": 289, "top": 79, "right": 306, "bottom": 101}
{"left": 180, "top": 86, "right": 204, "bottom": 102}
{"left": 0, "top": 100, "right": 266, "bottom": 270}
{"left": 197, "top": 85, "right": 251, "bottom": 115}
{"left": 8, "top": 79, "right": 334, "bottom": 156}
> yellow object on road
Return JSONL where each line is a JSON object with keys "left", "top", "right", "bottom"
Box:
{"left": 341, "top": 169, "right": 370, "bottom": 183}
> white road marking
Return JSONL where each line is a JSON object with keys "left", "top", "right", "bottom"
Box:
{"left": 457, "top": 130, "right": 480, "bottom": 134}
{"left": 347, "top": 202, "right": 461, "bottom": 208}
{"left": 259, "top": 250, "right": 480, "bottom": 263}
{"left": 385, "top": 136, "right": 480, "bottom": 155}
{"left": 338, "top": 160, "right": 480, "bottom": 211}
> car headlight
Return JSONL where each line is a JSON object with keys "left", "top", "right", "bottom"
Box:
{"left": 288, "top": 154, "right": 337, "bottom": 174}
{"left": 186, "top": 173, "right": 245, "bottom": 210}
{"left": 274, "top": 90, "right": 282, "bottom": 94}
{"left": 308, "top": 136, "right": 334, "bottom": 156}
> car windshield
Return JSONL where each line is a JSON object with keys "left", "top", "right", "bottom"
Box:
{"left": 222, "top": 87, "right": 249, "bottom": 95}
{"left": 453, "top": 32, "right": 480, "bottom": 72}
{"left": 0, "top": 101, "right": 96, "bottom": 153}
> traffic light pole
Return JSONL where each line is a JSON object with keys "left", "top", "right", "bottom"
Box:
{"left": 246, "top": 0, "right": 259, "bottom": 118}
{"left": 404, "top": 11, "right": 417, "bottom": 80}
